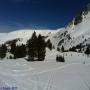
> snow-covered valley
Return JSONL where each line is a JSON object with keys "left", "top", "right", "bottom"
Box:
{"left": 0, "top": 52, "right": 90, "bottom": 90}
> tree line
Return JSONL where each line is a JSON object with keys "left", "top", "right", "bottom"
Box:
{"left": 0, "top": 31, "right": 52, "bottom": 61}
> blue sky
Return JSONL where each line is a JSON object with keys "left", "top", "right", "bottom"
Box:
{"left": 0, "top": 0, "right": 90, "bottom": 32}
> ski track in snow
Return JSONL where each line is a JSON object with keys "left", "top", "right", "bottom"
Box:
{"left": 0, "top": 58, "right": 90, "bottom": 90}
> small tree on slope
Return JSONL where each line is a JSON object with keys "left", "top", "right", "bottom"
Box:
{"left": 56, "top": 55, "right": 65, "bottom": 62}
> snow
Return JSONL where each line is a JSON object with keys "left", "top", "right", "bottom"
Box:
{"left": 0, "top": 52, "right": 90, "bottom": 90}
{"left": 63, "top": 12, "right": 90, "bottom": 49}
{"left": 0, "top": 29, "right": 56, "bottom": 45}
{"left": 0, "top": 6, "right": 90, "bottom": 90}
{"left": 48, "top": 12, "right": 90, "bottom": 50}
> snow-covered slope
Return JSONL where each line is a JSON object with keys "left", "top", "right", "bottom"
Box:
{"left": 0, "top": 29, "right": 56, "bottom": 45}
{"left": 50, "top": 8, "right": 90, "bottom": 50}
{"left": 0, "top": 52, "right": 90, "bottom": 90}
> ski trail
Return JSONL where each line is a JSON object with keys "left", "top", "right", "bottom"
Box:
{"left": 29, "top": 63, "right": 81, "bottom": 76}
{"left": 0, "top": 62, "right": 90, "bottom": 90}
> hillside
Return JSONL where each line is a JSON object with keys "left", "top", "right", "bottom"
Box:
{"left": 0, "top": 29, "right": 56, "bottom": 45}
{"left": 50, "top": 5, "right": 90, "bottom": 51}
{"left": 0, "top": 7, "right": 90, "bottom": 52}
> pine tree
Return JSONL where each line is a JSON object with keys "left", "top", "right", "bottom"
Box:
{"left": 14, "top": 44, "right": 26, "bottom": 58}
{"left": 85, "top": 47, "right": 90, "bottom": 57}
{"left": 10, "top": 42, "right": 16, "bottom": 55}
{"left": 37, "top": 34, "right": 46, "bottom": 61}
{"left": 78, "top": 43, "right": 82, "bottom": 52}
{"left": 26, "top": 32, "right": 46, "bottom": 61}
{"left": 0, "top": 44, "right": 7, "bottom": 59}
{"left": 61, "top": 46, "right": 64, "bottom": 52}
{"left": 56, "top": 55, "right": 65, "bottom": 62}
{"left": 46, "top": 39, "right": 52, "bottom": 50}
{"left": 27, "top": 31, "right": 38, "bottom": 61}
{"left": 10, "top": 42, "right": 17, "bottom": 59}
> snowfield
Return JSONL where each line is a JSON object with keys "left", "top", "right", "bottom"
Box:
{"left": 0, "top": 52, "right": 90, "bottom": 90}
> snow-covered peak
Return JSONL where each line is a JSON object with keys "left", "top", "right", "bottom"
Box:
{"left": 50, "top": 9, "right": 90, "bottom": 50}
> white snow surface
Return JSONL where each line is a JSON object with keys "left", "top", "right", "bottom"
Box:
{"left": 49, "top": 12, "right": 90, "bottom": 49}
{"left": 0, "top": 29, "right": 56, "bottom": 45}
{"left": 0, "top": 52, "right": 90, "bottom": 90}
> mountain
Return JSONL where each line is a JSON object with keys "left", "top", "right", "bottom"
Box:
{"left": 0, "top": 29, "right": 56, "bottom": 45}
{"left": 0, "top": 4, "right": 90, "bottom": 52}
{"left": 50, "top": 4, "right": 90, "bottom": 51}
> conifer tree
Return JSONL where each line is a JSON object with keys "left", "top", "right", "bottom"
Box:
{"left": 27, "top": 31, "right": 38, "bottom": 61}
{"left": 46, "top": 39, "right": 52, "bottom": 50}
{"left": 14, "top": 44, "right": 26, "bottom": 58}
{"left": 0, "top": 44, "right": 7, "bottom": 59}
{"left": 10, "top": 42, "right": 17, "bottom": 58}
{"left": 37, "top": 34, "right": 46, "bottom": 61}
{"left": 56, "top": 55, "right": 65, "bottom": 62}
{"left": 85, "top": 46, "right": 90, "bottom": 57}
{"left": 61, "top": 46, "right": 64, "bottom": 52}
{"left": 27, "top": 32, "right": 46, "bottom": 61}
